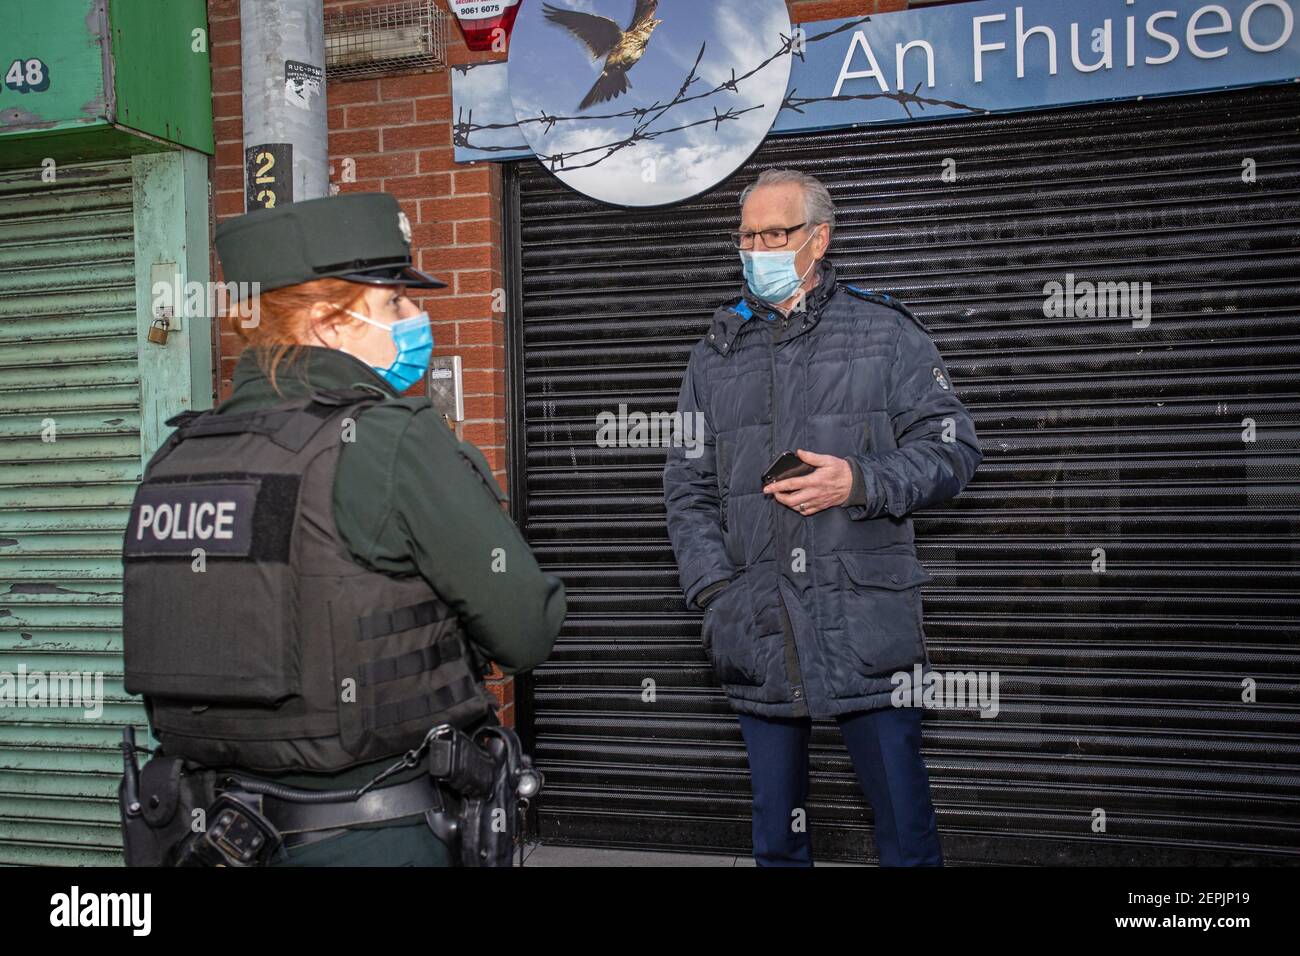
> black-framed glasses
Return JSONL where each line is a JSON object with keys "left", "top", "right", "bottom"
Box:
{"left": 730, "top": 222, "right": 807, "bottom": 250}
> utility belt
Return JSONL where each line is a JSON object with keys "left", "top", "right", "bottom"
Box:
{"left": 119, "top": 722, "right": 543, "bottom": 867}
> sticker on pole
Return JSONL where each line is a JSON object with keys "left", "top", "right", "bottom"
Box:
{"left": 246, "top": 144, "right": 293, "bottom": 210}
{"left": 284, "top": 60, "right": 323, "bottom": 110}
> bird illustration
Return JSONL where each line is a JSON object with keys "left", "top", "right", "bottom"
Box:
{"left": 543, "top": 1, "right": 664, "bottom": 111}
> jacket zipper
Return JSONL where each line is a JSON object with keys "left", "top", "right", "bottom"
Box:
{"left": 769, "top": 311, "right": 807, "bottom": 713}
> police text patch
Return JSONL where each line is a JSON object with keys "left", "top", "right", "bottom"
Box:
{"left": 124, "top": 481, "right": 259, "bottom": 556}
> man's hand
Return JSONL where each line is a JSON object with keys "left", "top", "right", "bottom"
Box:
{"left": 762, "top": 448, "right": 853, "bottom": 516}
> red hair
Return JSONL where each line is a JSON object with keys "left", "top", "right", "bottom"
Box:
{"left": 226, "top": 279, "right": 369, "bottom": 396}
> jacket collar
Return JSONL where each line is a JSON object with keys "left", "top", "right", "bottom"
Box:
{"left": 707, "top": 257, "right": 841, "bottom": 356}
{"left": 222, "top": 344, "right": 398, "bottom": 413}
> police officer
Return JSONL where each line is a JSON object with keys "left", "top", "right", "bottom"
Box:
{"left": 120, "top": 192, "right": 566, "bottom": 867}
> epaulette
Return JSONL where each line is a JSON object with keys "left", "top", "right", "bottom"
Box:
{"left": 164, "top": 409, "right": 207, "bottom": 428}
{"left": 308, "top": 383, "right": 390, "bottom": 406}
{"left": 841, "top": 284, "right": 930, "bottom": 334}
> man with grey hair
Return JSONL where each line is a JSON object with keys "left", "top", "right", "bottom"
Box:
{"left": 663, "top": 168, "right": 982, "bottom": 866}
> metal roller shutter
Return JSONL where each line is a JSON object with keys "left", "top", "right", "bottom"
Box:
{"left": 509, "top": 81, "right": 1300, "bottom": 865}
{"left": 0, "top": 160, "right": 145, "bottom": 865}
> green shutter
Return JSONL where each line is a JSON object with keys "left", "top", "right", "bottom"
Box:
{"left": 0, "top": 160, "right": 145, "bottom": 865}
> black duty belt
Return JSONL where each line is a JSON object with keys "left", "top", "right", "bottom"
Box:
{"left": 220, "top": 773, "right": 450, "bottom": 850}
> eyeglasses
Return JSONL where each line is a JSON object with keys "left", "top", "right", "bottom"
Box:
{"left": 730, "top": 222, "right": 808, "bottom": 250}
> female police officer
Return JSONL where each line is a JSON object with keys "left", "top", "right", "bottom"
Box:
{"left": 120, "top": 192, "right": 565, "bottom": 866}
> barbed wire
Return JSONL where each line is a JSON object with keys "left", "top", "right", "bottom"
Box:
{"left": 453, "top": 13, "right": 981, "bottom": 160}
{"left": 455, "top": 34, "right": 772, "bottom": 167}
{"left": 532, "top": 42, "right": 765, "bottom": 171}
{"left": 784, "top": 82, "right": 979, "bottom": 120}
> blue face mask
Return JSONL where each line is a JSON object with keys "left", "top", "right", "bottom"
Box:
{"left": 339, "top": 307, "right": 434, "bottom": 393}
{"left": 739, "top": 230, "right": 817, "bottom": 304}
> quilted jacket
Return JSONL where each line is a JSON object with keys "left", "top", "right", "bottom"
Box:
{"left": 663, "top": 258, "right": 982, "bottom": 717}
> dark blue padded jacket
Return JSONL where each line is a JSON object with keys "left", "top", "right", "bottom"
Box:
{"left": 663, "top": 257, "right": 982, "bottom": 717}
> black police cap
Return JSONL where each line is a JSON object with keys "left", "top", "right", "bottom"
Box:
{"left": 214, "top": 192, "right": 446, "bottom": 297}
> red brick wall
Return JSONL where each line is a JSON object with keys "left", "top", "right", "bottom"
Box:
{"left": 204, "top": 0, "right": 906, "bottom": 725}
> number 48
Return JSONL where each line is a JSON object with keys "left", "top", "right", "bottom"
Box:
{"left": 5, "top": 58, "right": 50, "bottom": 92}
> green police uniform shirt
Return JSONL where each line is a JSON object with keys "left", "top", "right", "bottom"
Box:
{"left": 211, "top": 344, "right": 566, "bottom": 789}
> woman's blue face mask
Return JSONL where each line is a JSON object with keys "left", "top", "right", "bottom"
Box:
{"left": 338, "top": 305, "right": 434, "bottom": 393}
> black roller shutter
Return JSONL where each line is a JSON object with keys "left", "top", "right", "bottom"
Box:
{"left": 505, "top": 83, "right": 1300, "bottom": 865}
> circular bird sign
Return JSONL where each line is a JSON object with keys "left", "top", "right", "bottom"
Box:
{"left": 508, "top": 0, "right": 794, "bottom": 208}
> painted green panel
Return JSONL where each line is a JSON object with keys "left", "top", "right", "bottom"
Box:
{"left": 0, "top": 291, "right": 135, "bottom": 319}
{"left": 0, "top": 845, "right": 123, "bottom": 865}
{"left": 0, "top": 210, "right": 131, "bottom": 243}
{"left": 0, "top": 312, "right": 136, "bottom": 344}
{"left": 133, "top": 149, "right": 214, "bottom": 455}
{"left": 0, "top": 159, "right": 141, "bottom": 866}
{"left": 1, "top": 818, "right": 121, "bottom": 850}
{"left": 5, "top": 794, "right": 121, "bottom": 825}
{"left": 4, "top": 338, "right": 137, "bottom": 370}
{"left": 0, "top": 124, "right": 171, "bottom": 171}
{"left": 0, "top": 606, "right": 124, "bottom": 630}
{"left": 0, "top": 0, "right": 110, "bottom": 135}
{"left": 0, "top": 0, "right": 213, "bottom": 172}
{"left": 0, "top": 459, "right": 142, "bottom": 486}
{"left": 1, "top": 761, "right": 131, "bottom": 795}
{"left": 1, "top": 149, "right": 212, "bottom": 865}
{"left": 0, "top": 482, "right": 135, "bottom": 508}
{"left": 0, "top": 702, "right": 142, "bottom": 728}
{"left": 108, "top": 0, "right": 214, "bottom": 154}
{"left": 0, "top": 162, "right": 130, "bottom": 199}
{"left": 0, "top": 261, "right": 134, "bottom": 296}
{"left": 0, "top": 574, "right": 123, "bottom": 595}
{"left": 1, "top": 235, "right": 133, "bottom": 271}
{"left": 0, "top": 409, "right": 140, "bottom": 440}
{"left": 0, "top": 702, "right": 144, "bottom": 723}
{"left": 6, "top": 724, "right": 142, "bottom": 750}
{"left": 0, "top": 647, "right": 124, "bottom": 666}
{"left": 0, "top": 529, "right": 132, "bottom": 556}
{"left": 0, "top": 629, "right": 124, "bottom": 654}
{"left": 0, "top": 362, "right": 139, "bottom": 389}
{"left": 0, "top": 747, "right": 126, "bottom": 773}
{"left": 4, "top": 436, "right": 140, "bottom": 464}
{"left": 0, "top": 651, "right": 125, "bottom": 671}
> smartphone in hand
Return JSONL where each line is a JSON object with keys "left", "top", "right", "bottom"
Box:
{"left": 762, "top": 450, "right": 815, "bottom": 487}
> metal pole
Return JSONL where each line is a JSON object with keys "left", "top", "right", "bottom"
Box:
{"left": 240, "top": 0, "right": 328, "bottom": 208}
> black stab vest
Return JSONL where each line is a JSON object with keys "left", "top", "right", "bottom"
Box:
{"left": 121, "top": 385, "right": 494, "bottom": 773}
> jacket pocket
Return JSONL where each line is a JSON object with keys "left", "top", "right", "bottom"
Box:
{"left": 829, "top": 551, "right": 932, "bottom": 695}
{"left": 700, "top": 568, "right": 760, "bottom": 687}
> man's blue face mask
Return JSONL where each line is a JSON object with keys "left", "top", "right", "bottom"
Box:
{"left": 338, "top": 306, "right": 434, "bottom": 393}
{"left": 739, "top": 229, "right": 818, "bottom": 304}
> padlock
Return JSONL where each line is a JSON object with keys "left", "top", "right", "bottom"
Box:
{"left": 147, "top": 319, "right": 170, "bottom": 345}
